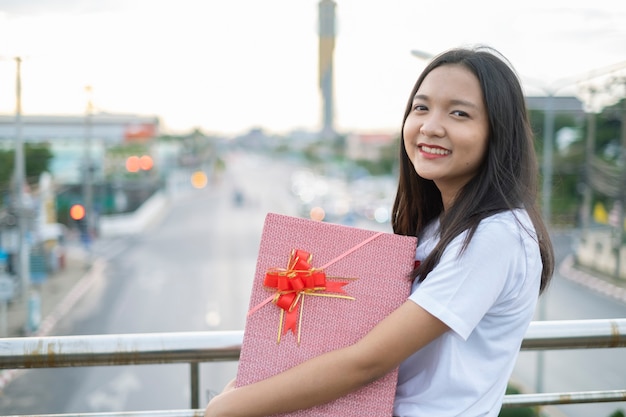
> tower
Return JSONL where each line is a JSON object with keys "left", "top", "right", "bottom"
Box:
{"left": 318, "top": 0, "right": 336, "bottom": 138}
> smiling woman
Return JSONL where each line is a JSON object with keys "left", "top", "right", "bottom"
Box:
{"left": 202, "top": 46, "right": 555, "bottom": 417}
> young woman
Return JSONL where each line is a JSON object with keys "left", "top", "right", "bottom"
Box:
{"left": 204, "top": 46, "right": 554, "bottom": 417}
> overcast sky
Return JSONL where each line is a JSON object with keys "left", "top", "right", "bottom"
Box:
{"left": 1, "top": 0, "right": 625, "bottom": 135}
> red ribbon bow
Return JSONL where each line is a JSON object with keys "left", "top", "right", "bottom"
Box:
{"left": 247, "top": 232, "right": 384, "bottom": 344}
{"left": 263, "top": 249, "right": 352, "bottom": 342}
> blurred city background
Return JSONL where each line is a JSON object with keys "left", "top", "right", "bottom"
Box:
{"left": 0, "top": 1, "right": 626, "bottom": 417}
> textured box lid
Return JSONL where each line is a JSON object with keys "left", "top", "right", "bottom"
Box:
{"left": 236, "top": 213, "right": 417, "bottom": 416}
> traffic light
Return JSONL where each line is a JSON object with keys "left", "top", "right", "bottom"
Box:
{"left": 191, "top": 171, "right": 208, "bottom": 189}
{"left": 126, "top": 156, "right": 140, "bottom": 173}
{"left": 69, "top": 204, "right": 85, "bottom": 221}
{"left": 139, "top": 155, "right": 153, "bottom": 170}
{"left": 69, "top": 204, "right": 88, "bottom": 237}
{"left": 126, "top": 155, "right": 154, "bottom": 172}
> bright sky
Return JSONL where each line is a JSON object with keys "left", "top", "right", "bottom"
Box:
{"left": 1, "top": 0, "right": 625, "bottom": 135}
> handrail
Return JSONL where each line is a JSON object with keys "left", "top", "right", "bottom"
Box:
{"left": 2, "top": 319, "right": 625, "bottom": 369}
{"left": 0, "top": 411, "right": 205, "bottom": 417}
{"left": 0, "top": 318, "right": 625, "bottom": 414}
{"left": 520, "top": 318, "right": 626, "bottom": 349}
{"left": 0, "top": 330, "right": 242, "bottom": 369}
{"left": 502, "top": 389, "right": 626, "bottom": 407}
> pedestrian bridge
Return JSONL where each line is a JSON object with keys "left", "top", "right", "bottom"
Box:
{"left": 1, "top": 318, "right": 625, "bottom": 416}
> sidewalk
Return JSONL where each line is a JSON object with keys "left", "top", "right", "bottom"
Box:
{"left": 560, "top": 254, "right": 626, "bottom": 304}
{"left": 3, "top": 244, "right": 97, "bottom": 338}
{"left": 2, "top": 189, "right": 170, "bottom": 339}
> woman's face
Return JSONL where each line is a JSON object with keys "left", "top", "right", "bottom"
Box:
{"left": 403, "top": 64, "right": 489, "bottom": 208}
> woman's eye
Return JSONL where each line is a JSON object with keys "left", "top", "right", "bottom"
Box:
{"left": 451, "top": 110, "right": 469, "bottom": 117}
{"left": 413, "top": 104, "right": 427, "bottom": 111}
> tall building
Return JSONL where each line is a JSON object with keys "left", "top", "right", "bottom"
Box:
{"left": 318, "top": 0, "right": 336, "bottom": 138}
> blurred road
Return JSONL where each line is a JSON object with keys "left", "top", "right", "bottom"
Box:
{"left": 0, "top": 151, "right": 303, "bottom": 413}
{"left": 0, "top": 151, "right": 624, "bottom": 416}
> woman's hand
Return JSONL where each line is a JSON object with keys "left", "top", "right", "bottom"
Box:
{"left": 222, "top": 378, "right": 236, "bottom": 393}
{"left": 204, "top": 379, "right": 237, "bottom": 417}
{"left": 206, "top": 301, "right": 448, "bottom": 417}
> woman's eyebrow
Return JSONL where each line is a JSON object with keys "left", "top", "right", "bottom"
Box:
{"left": 449, "top": 99, "right": 479, "bottom": 109}
{"left": 413, "top": 94, "right": 478, "bottom": 109}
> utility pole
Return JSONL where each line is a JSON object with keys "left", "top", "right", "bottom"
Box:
{"left": 581, "top": 90, "right": 597, "bottom": 235}
{"left": 83, "top": 85, "right": 95, "bottom": 252}
{"left": 541, "top": 94, "right": 555, "bottom": 228}
{"left": 616, "top": 90, "right": 626, "bottom": 279}
{"left": 13, "top": 56, "right": 36, "bottom": 334}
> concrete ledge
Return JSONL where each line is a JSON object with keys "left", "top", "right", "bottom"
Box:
{"left": 576, "top": 228, "right": 626, "bottom": 280}
{"left": 99, "top": 191, "right": 169, "bottom": 237}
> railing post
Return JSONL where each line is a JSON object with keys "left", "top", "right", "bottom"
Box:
{"left": 190, "top": 362, "right": 200, "bottom": 409}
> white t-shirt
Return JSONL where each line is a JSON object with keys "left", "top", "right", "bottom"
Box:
{"left": 393, "top": 210, "right": 542, "bottom": 417}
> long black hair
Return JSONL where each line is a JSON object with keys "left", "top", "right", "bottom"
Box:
{"left": 391, "top": 46, "right": 554, "bottom": 293}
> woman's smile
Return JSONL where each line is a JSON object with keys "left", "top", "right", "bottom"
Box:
{"left": 418, "top": 144, "right": 451, "bottom": 158}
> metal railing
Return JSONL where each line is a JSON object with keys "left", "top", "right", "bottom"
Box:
{"left": 1, "top": 318, "right": 625, "bottom": 416}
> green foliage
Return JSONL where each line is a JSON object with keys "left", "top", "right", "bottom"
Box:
{"left": 0, "top": 150, "right": 13, "bottom": 194}
{"left": 609, "top": 410, "right": 626, "bottom": 417}
{"left": 498, "top": 385, "right": 540, "bottom": 417}
{"left": 25, "top": 143, "right": 54, "bottom": 182}
{"left": 106, "top": 142, "right": 150, "bottom": 156}
{"left": 595, "top": 105, "right": 623, "bottom": 154}
{"left": 498, "top": 407, "right": 538, "bottom": 417}
{"left": 0, "top": 143, "right": 53, "bottom": 198}
{"left": 354, "top": 155, "right": 395, "bottom": 176}
{"left": 347, "top": 136, "right": 400, "bottom": 176}
{"left": 529, "top": 98, "right": 626, "bottom": 226}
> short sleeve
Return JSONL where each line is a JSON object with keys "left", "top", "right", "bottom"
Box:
{"left": 409, "top": 217, "right": 527, "bottom": 340}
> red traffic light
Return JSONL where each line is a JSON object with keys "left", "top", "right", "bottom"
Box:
{"left": 126, "top": 156, "right": 140, "bottom": 172}
{"left": 126, "top": 155, "right": 153, "bottom": 172}
{"left": 69, "top": 204, "right": 86, "bottom": 221}
{"left": 139, "top": 155, "right": 153, "bottom": 170}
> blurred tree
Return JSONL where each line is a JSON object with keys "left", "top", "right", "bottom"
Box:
{"left": 0, "top": 150, "right": 13, "bottom": 196}
{"left": 24, "top": 143, "right": 54, "bottom": 183}
{"left": 529, "top": 98, "right": 626, "bottom": 226}
{"left": 0, "top": 143, "right": 53, "bottom": 203}
{"left": 498, "top": 385, "right": 539, "bottom": 417}
{"left": 354, "top": 138, "right": 399, "bottom": 176}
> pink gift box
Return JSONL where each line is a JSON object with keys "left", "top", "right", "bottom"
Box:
{"left": 236, "top": 213, "right": 417, "bottom": 416}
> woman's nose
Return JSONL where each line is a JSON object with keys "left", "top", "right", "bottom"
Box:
{"left": 419, "top": 114, "right": 445, "bottom": 138}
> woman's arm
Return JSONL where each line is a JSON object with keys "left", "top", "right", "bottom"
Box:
{"left": 204, "top": 300, "right": 449, "bottom": 417}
